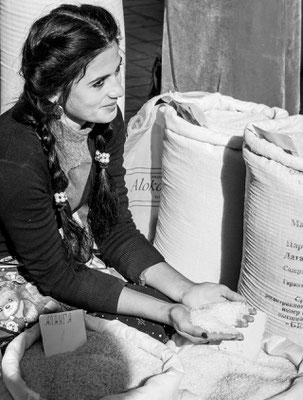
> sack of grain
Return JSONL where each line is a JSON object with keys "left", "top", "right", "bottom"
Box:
{"left": 169, "top": 306, "right": 303, "bottom": 400}
{"left": 153, "top": 93, "right": 288, "bottom": 289}
{"left": 3, "top": 310, "right": 303, "bottom": 400}
{"left": 170, "top": 331, "right": 303, "bottom": 400}
{"left": 1, "top": 314, "right": 184, "bottom": 400}
{"left": 124, "top": 91, "right": 210, "bottom": 241}
{"left": 238, "top": 115, "right": 303, "bottom": 347}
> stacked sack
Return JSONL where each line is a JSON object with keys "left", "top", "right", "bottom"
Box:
{"left": 238, "top": 116, "right": 303, "bottom": 347}
{"left": 138, "top": 92, "right": 286, "bottom": 290}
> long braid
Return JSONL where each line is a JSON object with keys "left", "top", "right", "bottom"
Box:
{"left": 88, "top": 125, "right": 119, "bottom": 243}
{"left": 35, "top": 117, "right": 93, "bottom": 262}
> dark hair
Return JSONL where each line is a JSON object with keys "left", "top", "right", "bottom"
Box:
{"left": 15, "top": 4, "right": 121, "bottom": 262}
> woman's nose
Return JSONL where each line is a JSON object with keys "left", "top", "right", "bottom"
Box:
{"left": 108, "top": 75, "right": 124, "bottom": 99}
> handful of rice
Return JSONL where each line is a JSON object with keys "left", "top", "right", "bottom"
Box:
{"left": 190, "top": 301, "right": 250, "bottom": 334}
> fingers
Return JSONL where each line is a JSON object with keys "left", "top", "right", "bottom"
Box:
{"left": 222, "top": 287, "right": 258, "bottom": 317}
{"left": 249, "top": 307, "right": 257, "bottom": 315}
{"left": 186, "top": 324, "right": 210, "bottom": 340}
{"left": 236, "top": 313, "right": 255, "bottom": 327}
{"left": 176, "top": 329, "right": 244, "bottom": 344}
{"left": 176, "top": 329, "right": 210, "bottom": 345}
{"left": 208, "top": 331, "right": 244, "bottom": 342}
{"left": 176, "top": 318, "right": 244, "bottom": 344}
{"left": 222, "top": 286, "right": 247, "bottom": 303}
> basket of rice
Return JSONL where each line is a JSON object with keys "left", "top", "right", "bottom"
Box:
{"left": 1, "top": 313, "right": 184, "bottom": 400}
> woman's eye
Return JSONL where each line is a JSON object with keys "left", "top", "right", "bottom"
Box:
{"left": 93, "top": 79, "right": 105, "bottom": 88}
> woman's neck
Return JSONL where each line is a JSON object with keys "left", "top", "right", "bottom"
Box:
{"left": 61, "top": 113, "right": 85, "bottom": 132}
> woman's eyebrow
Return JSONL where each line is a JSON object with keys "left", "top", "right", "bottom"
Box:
{"left": 89, "top": 56, "right": 123, "bottom": 85}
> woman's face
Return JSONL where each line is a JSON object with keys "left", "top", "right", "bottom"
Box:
{"left": 62, "top": 42, "right": 124, "bottom": 129}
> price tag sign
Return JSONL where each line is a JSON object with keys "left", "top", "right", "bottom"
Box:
{"left": 39, "top": 309, "right": 87, "bottom": 357}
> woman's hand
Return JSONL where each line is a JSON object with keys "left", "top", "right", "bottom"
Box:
{"left": 181, "top": 282, "right": 256, "bottom": 327}
{"left": 168, "top": 303, "right": 243, "bottom": 344}
{"left": 181, "top": 282, "right": 244, "bottom": 307}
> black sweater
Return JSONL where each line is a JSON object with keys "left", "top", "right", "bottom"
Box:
{"left": 0, "top": 106, "right": 164, "bottom": 313}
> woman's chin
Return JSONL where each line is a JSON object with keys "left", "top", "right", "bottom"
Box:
{"left": 95, "top": 106, "right": 118, "bottom": 124}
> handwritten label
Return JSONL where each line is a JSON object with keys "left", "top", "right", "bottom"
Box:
{"left": 39, "top": 309, "right": 87, "bottom": 357}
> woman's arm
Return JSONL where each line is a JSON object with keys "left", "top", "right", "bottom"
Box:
{"left": 117, "top": 286, "right": 243, "bottom": 342}
{"left": 95, "top": 111, "right": 166, "bottom": 281}
{"left": 142, "top": 262, "right": 255, "bottom": 329}
{"left": 97, "top": 112, "right": 253, "bottom": 325}
{"left": 0, "top": 156, "right": 126, "bottom": 314}
{"left": 142, "top": 261, "right": 246, "bottom": 306}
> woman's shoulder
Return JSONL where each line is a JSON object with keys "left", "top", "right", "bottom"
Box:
{"left": 0, "top": 106, "right": 46, "bottom": 172}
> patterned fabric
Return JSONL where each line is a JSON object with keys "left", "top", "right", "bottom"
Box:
{"left": 93, "top": 283, "right": 176, "bottom": 344}
{"left": 0, "top": 257, "right": 60, "bottom": 349}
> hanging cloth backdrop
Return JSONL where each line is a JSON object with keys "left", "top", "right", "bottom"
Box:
{"left": 0, "top": 0, "right": 125, "bottom": 115}
{"left": 161, "top": 0, "right": 301, "bottom": 115}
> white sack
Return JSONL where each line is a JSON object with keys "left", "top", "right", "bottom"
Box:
{"left": 1, "top": 314, "right": 184, "bottom": 400}
{"left": 153, "top": 93, "right": 287, "bottom": 289}
{"left": 124, "top": 93, "right": 167, "bottom": 241}
{"left": 124, "top": 91, "right": 210, "bottom": 241}
{"left": 238, "top": 116, "right": 303, "bottom": 347}
{"left": 0, "top": 0, "right": 125, "bottom": 115}
{"left": 170, "top": 329, "right": 303, "bottom": 400}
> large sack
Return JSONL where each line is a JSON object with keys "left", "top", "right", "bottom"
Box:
{"left": 153, "top": 93, "right": 287, "bottom": 289}
{"left": 238, "top": 116, "right": 303, "bottom": 347}
{"left": 3, "top": 309, "right": 303, "bottom": 400}
{"left": 170, "top": 327, "right": 303, "bottom": 400}
{"left": 0, "top": 0, "right": 125, "bottom": 115}
{"left": 2, "top": 314, "right": 184, "bottom": 400}
{"left": 124, "top": 93, "right": 167, "bottom": 241}
{"left": 124, "top": 91, "right": 209, "bottom": 241}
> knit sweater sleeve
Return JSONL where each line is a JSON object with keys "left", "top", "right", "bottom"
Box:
{"left": 0, "top": 156, "right": 125, "bottom": 314}
{"left": 95, "top": 112, "right": 165, "bottom": 282}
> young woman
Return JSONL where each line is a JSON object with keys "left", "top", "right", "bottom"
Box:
{"left": 0, "top": 4, "right": 253, "bottom": 343}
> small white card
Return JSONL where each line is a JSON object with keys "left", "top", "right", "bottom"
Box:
{"left": 39, "top": 309, "right": 87, "bottom": 357}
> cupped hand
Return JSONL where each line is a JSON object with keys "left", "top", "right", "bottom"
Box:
{"left": 181, "top": 282, "right": 256, "bottom": 327}
{"left": 168, "top": 303, "right": 243, "bottom": 345}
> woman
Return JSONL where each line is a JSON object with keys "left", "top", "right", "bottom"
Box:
{"left": 0, "top": 3, "right": 252, "bottom": 343}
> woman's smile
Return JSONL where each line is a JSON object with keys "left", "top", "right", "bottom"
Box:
{"left": 61, "top": 42, "right": 124, "bottom": 130}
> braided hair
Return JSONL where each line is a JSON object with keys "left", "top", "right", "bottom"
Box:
{"left": 14, "top": 4, "right": 121, "bottom": 262}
